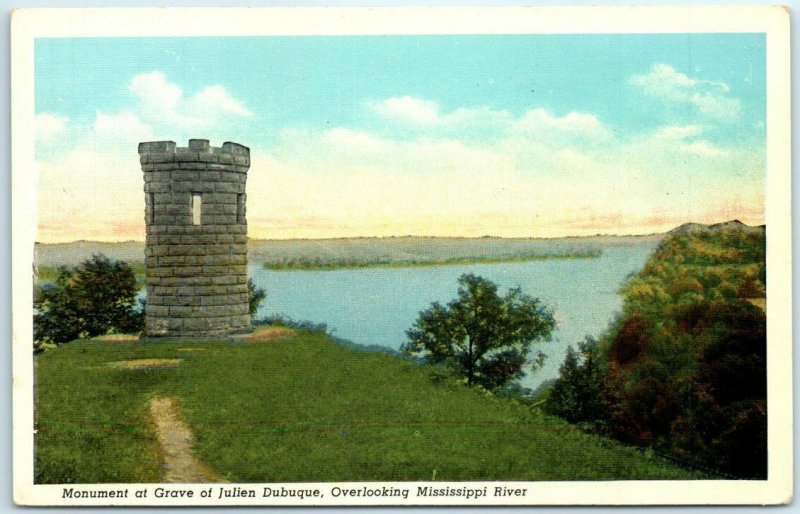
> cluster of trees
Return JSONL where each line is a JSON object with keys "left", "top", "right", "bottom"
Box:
{"left": 403, "top": 273, "right": 555, "bottom": 392}
{"left": 544, "top": 229, "right": 767, "bottom": 478}
{"left": 34, "top": 254, "right": 267, "bottom": 350}
{"left": 34, "top": 255, "right": 144, "bottom": 349}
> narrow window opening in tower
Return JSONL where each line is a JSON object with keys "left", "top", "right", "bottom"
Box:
{"left": 237, "top": 194, "right": 244, "bottom": 224}
{"left": 149, "top": 193, "right": 155, "bottom": 224}
{"left": 192, "top": 193, "right": 202, "bottom": 225}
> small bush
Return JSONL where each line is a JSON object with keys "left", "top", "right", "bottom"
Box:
{"left": 256, "top": 314, "right": 328, "bottom": 333}
{"left": 248, "top": 278, "right": 266, "bottom": 316}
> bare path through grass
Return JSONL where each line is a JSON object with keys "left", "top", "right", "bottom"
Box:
{"left": 234, "top": 326, "right": 296, "bottom": 343}
{"left": 149, "top": 396, "right": 224, "bottom": 483}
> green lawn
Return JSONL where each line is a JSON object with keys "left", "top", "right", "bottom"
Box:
{"left": 35, "top": 331, "right": 704, "bottom": 483}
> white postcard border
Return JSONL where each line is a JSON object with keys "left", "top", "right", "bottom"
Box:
{"left": 11, "top": 5, "right": 792, "bottom": 506}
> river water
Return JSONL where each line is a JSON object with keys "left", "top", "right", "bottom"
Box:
{"left": 248, "top": 244, "right": 656, "bottom": 389}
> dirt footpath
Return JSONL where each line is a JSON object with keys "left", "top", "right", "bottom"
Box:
{"left": 149, "top": 396, "right": 225, "bottom": 483}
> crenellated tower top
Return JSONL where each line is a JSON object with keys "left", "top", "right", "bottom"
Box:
{"left": 138, "top": 139, "right": 250, "bottom": 167}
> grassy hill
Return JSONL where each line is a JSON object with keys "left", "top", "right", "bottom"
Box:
{"left": 35, "top": 329, "right": 703, "bottom": 483}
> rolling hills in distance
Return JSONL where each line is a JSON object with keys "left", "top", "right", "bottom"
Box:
{"left": 33, "top": 221, "right": 762, "bottom": 269}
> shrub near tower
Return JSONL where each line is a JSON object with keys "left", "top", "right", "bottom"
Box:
{"left": 140, "top": 139, "right": 251, "bottom": 337}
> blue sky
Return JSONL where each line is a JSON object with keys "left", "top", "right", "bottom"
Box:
{"left": 34, "top": 34, "right": 766, "bottom": 241}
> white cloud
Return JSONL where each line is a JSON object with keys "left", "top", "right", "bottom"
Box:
{"left": 128, "top": 72, "right": 182, "bottom": 119}
{"left": 369, "top": 97, "right": 610, "bottom": 157}
{"left": 91, "top": 112, "right": 153, "bottom": 146}
{"left": 321, "top": 127, "right": 393, "bottom": 156}
{"left": 128, "top": 71, "right": 252, "bottom": 131}
{"left": 36, "top": 113, "right": 68, "bottom": 143}
{"left": 368, "top": 96, "right": 511, "bottom": 137}
{"left": 629, "top": 63, "right": 741, "bottom": 121}
{"left": 629, "top": 63, "right": 697, "bottom": 100}
{"left": 36, "top": 71, "right": 250, "bottom": 170}
{"left": 651, "top": 124, "right": 705, "bottom": 140}
{"left": 642, "top": 124, "right": 729, "bottom": 157}
{"left": 369, "top": 96, "right": 441, "bottom": 125}
{"left": 187, "top": 84, "right": 253, "bottom": 119}
{"left": 690, "top": 91, "right": 742, "bottom": 121}
{"left": 445, "top": 106, "right": 511, "bottom": 128}
{"left": 682, "top": 140, "right": 727, "bottom": 157}
{"left": 509, "top": 108, "right": 612, "bottom": 143}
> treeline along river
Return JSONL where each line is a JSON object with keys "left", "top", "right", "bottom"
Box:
{"left": 249, "top": 242, "right": 659, "bottom": 389}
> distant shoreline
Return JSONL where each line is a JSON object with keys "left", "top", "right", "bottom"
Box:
{"left": 35, "top": 233, "right": 664, "bottom": 268}
{"left": 34, "top": 220, "right": 761, "bottom": 275}
{"left": 262, "top": 251, "right": 603, "bottom": 271}
{"left": 35, "top": 233, "right": 664, "bottom": 246}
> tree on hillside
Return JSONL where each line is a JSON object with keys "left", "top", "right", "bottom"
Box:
{"left": 34, "top": 254, "right": 143, "bottom": 346}
{"left": 544, "top": 337, "right": 605, "bottom": 424}
{"left": 403, "top": 273, "right": 555, "bottom": 390}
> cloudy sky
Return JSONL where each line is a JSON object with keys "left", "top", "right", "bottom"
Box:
{"left": 34, "top": 34, "right": 765, "bottom": 242}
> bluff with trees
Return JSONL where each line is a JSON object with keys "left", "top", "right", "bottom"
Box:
{"left": 544, "top": 224, "right": 767, "bottom": 478}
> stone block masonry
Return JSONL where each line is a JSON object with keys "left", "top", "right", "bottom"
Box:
{"left": 140, "top": 139, "right": 251, "bottom": 337}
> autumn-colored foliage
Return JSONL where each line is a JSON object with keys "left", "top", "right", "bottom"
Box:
{"left": 545, "top": 226, "right": 766, "bottom": 478}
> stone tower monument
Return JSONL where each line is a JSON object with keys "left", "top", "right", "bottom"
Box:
{"left": 139, "top": 139, "right": 251, "bottom": 337}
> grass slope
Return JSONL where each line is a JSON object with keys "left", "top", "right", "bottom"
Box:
{"left": 35, "top": 332, "right": 702, "bottom": 483}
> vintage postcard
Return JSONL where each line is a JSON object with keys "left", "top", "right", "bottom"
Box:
{"left": 11, "top": 6, "right": 792, "bottom": 507}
